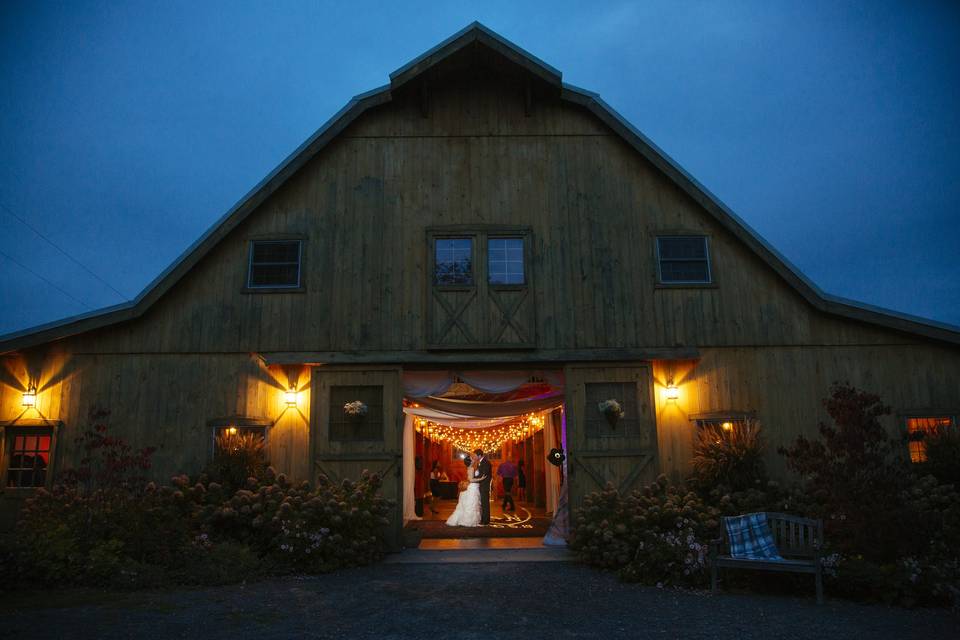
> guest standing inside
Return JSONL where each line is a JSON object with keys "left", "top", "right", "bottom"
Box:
{"left": 497, "top": 458, "right": 518, "bottom": 512}
{"left": 427, "top": 460, "right": 442, "bottom": 515}
{"left": 516, "top": 459, "right": 527, "bottom": 502}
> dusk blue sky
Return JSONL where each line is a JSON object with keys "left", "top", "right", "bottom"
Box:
{"left": 1, "top": 1, "right": 958, "bottom": 336}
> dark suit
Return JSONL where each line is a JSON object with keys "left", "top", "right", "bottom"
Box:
{"left": 477, "top": 456, "right": 492, "bottom": 524}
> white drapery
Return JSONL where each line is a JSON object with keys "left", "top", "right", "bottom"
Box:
{"left": 402, "top": 414, "right": 420, "bottom": 523}
{"left": 402, "top": 369, "right": 565, "bottom": 398}
{"left": 543, "top": 409, "right": 562, "bottom": 514}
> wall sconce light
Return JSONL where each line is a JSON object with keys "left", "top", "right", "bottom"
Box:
{"left": 665, "top": 382, "right": 680, "bottom": 402}
{"left": 284, "top": 386, "right": 298, "bottom": 407}
{"left": 22, "top": 386, "right": 37, "bottom": 407}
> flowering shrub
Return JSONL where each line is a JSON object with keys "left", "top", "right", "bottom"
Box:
{"left": 572, "top": 476, "right": 719, "bottom": 586}
{"left": 7, "top": 413, "right": 395, "bottom": 588}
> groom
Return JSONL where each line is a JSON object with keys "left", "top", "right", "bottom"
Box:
{"left": 474, "top": 448, "right": 492, "bottom": 525}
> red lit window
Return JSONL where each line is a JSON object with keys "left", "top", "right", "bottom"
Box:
{"left": 6, "top": 431, "right": 52, "bottom": 488}
{"left": 906, "top": 417, "right": 954, "bottom": 463}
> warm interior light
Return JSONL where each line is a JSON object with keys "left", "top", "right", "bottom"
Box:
{"left": 227, "top": 426, "right": 238, "bottom": 435}
{"left": 22, "top": 386, "right": 37, "bottom": 407}
{"left": 284, "top": 387, "right": 298, "bottom": 406}
{"left": 665, "top": 384, "right": 680, "bottom": 401}
{"left": 721, "top": 422, "right": 733, "bottom": 431}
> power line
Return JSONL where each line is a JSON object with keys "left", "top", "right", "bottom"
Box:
{"left": 0, "top": 199, "right": 130, "bottom": 301}
{"left": 0, "top": 248, "right": 93, "bottom": 310}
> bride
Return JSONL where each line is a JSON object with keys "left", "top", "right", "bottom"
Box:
{"left": 446, "top": 457, "right": 487, "bottom": 527}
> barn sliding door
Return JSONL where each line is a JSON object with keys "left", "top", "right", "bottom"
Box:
{"left": 566, "top": 364, "right": 659, "bottom": 515}
{"left": 311, "top": 366, "right": 402, "bottom": 551}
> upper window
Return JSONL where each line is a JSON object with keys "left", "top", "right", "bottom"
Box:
{"left": 906, "top": 416, "right": 955, "bottom": 463}
{"left": 434, "top": 238, "right": 473, "bottom": 285}
{"left": 488, "top": 238, "right": 525, "bottom": 285}
{"left": 247, "top": 240, "right": 302, "bottom": 289}
{"left": 656, "top": 236, "right": 712, "bottom": 284}
{"left": 5, "top": 430, "right": 52, "bottom": 488}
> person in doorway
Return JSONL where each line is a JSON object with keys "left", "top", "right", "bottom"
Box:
{"left": 516, "top": 459, "right": 527, "bottom": 502}
{"left": 497, "top": 458, "right": 518, "bottom": 512}
{"left": 427, "top": 460, "right": 441, "bottom": 515}
{"left": 474, "top": 449, "right": 492, "bottom": 525}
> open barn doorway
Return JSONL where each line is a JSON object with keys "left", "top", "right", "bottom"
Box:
{"left": 400, "top": 369, "right": 569, "bottom": 546}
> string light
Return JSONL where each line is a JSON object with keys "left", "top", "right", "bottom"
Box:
{"left": 415, "top": 410, "right": 552, "bottom": 452}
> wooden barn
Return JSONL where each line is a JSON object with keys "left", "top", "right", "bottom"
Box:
{"left": 2, "top": 23, "right": 958, "bottom": 542}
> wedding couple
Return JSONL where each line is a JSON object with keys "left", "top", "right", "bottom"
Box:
{"left": 445, "top": 448, "right": 491, "bottom": 527}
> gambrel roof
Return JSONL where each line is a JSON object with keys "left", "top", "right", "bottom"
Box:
{"left": 1, "top": 21, "right": 958, "bottom": 353}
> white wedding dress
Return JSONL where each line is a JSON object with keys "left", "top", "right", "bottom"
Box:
{"left": 446, "top": 480, "right": 482, "bottom": 527}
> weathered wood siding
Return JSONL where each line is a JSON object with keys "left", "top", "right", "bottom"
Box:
{"left": 2, "top": 50, "right": 958, "bottom": 488}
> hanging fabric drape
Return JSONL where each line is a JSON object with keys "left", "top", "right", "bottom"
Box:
{"left": 402, "top": 414, "right": 419, "bottom": 523}
{"left": 413, "top": 392, "right": 563, "bottom": 418}
{"left": 402, "top": 369, "right": 565, "bottom": 398}
{"left": 543, "top": 409, "right": 563, "bottom": 514}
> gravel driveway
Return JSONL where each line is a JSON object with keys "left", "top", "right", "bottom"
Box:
{"left": 2, "top": 561, "right": 956, "bottom": 639}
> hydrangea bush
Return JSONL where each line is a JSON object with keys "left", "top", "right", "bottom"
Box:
{"left": 5, "top": 410, "right": 395, "bottom": 588}
{"left": 572, "top": 476, "right": 720, "bottom": 586}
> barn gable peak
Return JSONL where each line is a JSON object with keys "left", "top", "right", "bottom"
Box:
{"left": 388, "top": 22, "right": 562, "bottom": 93}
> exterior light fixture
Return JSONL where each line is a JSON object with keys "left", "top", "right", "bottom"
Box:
{"left": 227, "top": 426, "right": 238, "bottom": 435}
{"left": 665, "top": 383, "right": 680, "bottom": 401}
{"left": 284, "top": 386, "right": 298, "bottom": 407}
{"left": 22, "top": 386, "right": 37, "bottom": 407}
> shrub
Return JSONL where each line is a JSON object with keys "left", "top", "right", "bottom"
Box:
{"left": 203, "top": 431, "right": 269, "bottom": 490}
{"left": 572, "top": 476, "right": 720, "bottom": 586}
{"left": 690, "top": 419, "right": 767, "bottom": 492}
{"left": 778, "top": 382, "right": 918, "bottom": 561}
{"left": 779, "top": 383, "right": 960, "bottom": 605}
{"left": 8, "top": 411, "right": 394, "bottom": 589}
{"left": 916, "top": 422, "right": 960, "bottom": 487}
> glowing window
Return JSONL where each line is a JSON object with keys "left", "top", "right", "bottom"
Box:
{"left": 906, "top": 416, "right": 954, "bottom": 463}
{"left": 6, "top": 430, "right": 52, "bottom": 488}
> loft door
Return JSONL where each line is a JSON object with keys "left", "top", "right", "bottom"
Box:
{"left": 426, "top": 227, "right": 535, "bottom": 349}
{"left": 565, "top": 363, "right": 660, "bottom": 516}
{"left": 311, "top": 366, "right": 402, "bottom": 551}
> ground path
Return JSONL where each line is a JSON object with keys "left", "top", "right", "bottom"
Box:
{"left": 2, "top": 551, "right": 956, "bottom": 639}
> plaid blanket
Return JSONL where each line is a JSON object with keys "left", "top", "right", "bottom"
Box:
{"left": 724, "top": 512, "right": 783, "bottom": 560}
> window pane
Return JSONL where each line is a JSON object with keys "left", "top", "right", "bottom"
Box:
{"left": 252, "top": 241, "right": 300, "bottom": 263}
{"left": 435, "top": 238, "right": 473, "bottom": 285}
{"left": 488, "top": 237, "right": 524, "bottom": 285}
{"left": 658, "top": 237, "right": 707, "bottom": 260}
{"left": 329, "top": 385, "right": 384, "bottom": 442}
{"left": 906, "top": 416, "right": 954, "bottom": 463}
{"left": 6, "top": 429, "right": 52, "bottom": 488}
{"left": 249, "top": 241, "right": 301, "bottom": 287}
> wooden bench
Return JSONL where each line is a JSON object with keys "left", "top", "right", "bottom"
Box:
{"left": 710, "top": 512, "right": 824, "bottom": 604}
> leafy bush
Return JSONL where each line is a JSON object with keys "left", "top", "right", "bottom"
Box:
{"left": 7, "top": 411, "right": 394, "bottom": 589}
{"left": 572, "top": 476, "right": 720, "bottom": 586}
{"left": 916, "top": 422, "right": 960, "bottom": 487}
{"left": 779, "top": 383, "right": 960, "bottom": 605}
{"left": 203, "top": 431, "right": 269, "bottom": 490}
{"left": 690, "top": 419, "right": 767, "bottom": 492}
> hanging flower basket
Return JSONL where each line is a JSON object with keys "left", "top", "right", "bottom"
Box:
{"left": 343, "top": 400, "right": 369, "bottom": 421}
{"left": 598, "top": 399, "right": 625, "bottom": 427}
